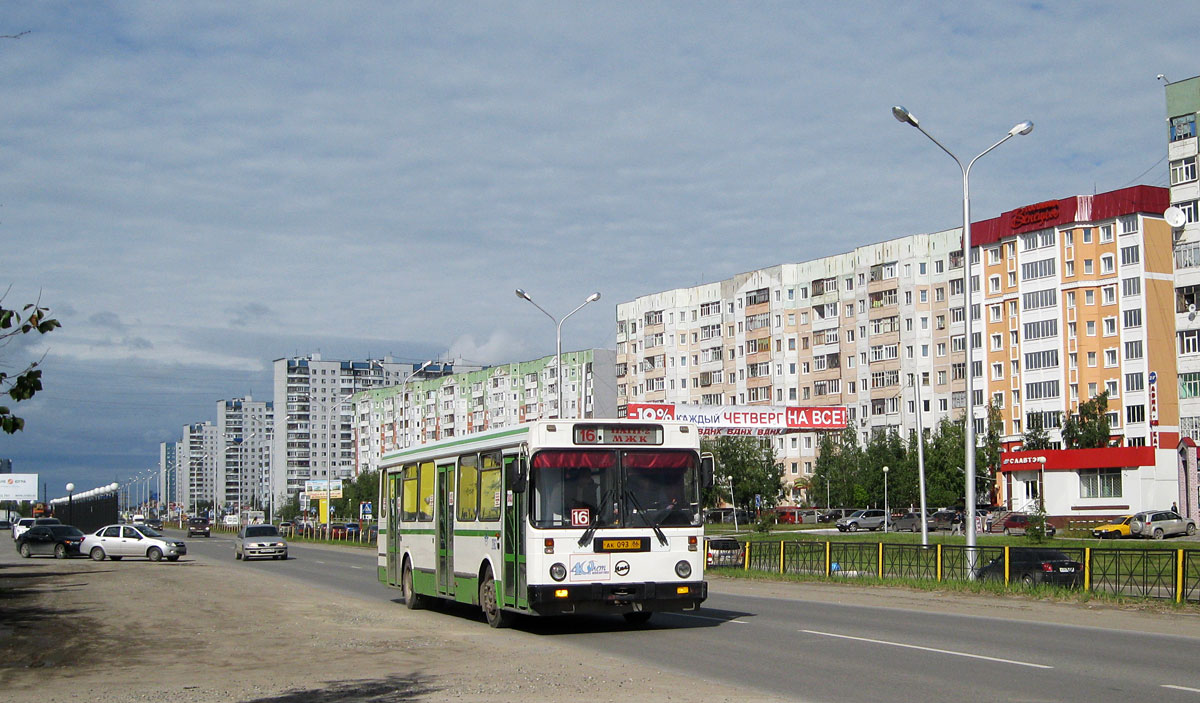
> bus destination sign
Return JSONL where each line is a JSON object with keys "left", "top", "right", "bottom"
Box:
{"left": 573, "top": 425, "right": 663, "bottom": 446}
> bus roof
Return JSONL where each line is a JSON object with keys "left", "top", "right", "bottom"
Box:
{"left": 379, "top": 419, "right": 700, "bottom": 468}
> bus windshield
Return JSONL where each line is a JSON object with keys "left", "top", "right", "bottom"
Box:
{"left": 530, "top": 449, "right": 700, "bottom": 529}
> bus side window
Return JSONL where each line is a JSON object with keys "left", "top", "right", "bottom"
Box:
{"left": 479, "top": 451, "right": 503, "bottom": 521}
{"left": 401, "top": 464, "right": 418, "bottom": 521}
{"left": 418, "top": 461, "right": 436, "bottom": 522}
{"left": 457, "top": 454, "right": 479, "bottom": 522}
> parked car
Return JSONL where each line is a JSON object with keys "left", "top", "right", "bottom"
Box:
{"left": 836, "top": 509, "right": 888, "bottom": 532}
{"left": 235, "top": 524, "right": 288, "bottom": 561}
{"left": 891, "top": 512, "right": 933, "bottom": 532}
{"left": 15, "top": 524, "right": 86, "bottom": 559}
{"left": 82, "top": 524, "right": 187, "bottom": 562}
{"left": 992, "top": 513, "right": 1056, "bottom": 537}
{"left": 976, "top": 548, "right": 1083, "bottom": 587}
{"left": 774, "top": 506, "right": 805, "bottom": 524}
{"left": 12, "top": 517, "right": 61, "bottom": 541}
{"left": 704, "top": 536, "right": 744, "bottom": 567}
{"left": 704, "top": 508, "right": 753, "bottom": 525}
{"left": 344, "top": 522, "right": 362, "bottom": 538}
{"left": 1092, "top": 515, "right": 1134, "bottom": 539}
{"left": 187, "top": 517, "right": 211, "bottom": 537}
{"left": 1130, "top": 510, "right": 1197, "bottom": 539}
{"left": 817, "top": 508, "right": 852, "bottom": 524}
{"left": 930, "top": 510, "right": 958, "bottom": 531}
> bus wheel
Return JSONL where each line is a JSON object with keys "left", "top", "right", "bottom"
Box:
{"left": 623, "top": 611, "right": 653, "bottom": 626}
{"left": 480, "top": 568, "right": 512, "bottom": 628}
{"left": 402, "top": 560, "right": 427, "bottom": 610}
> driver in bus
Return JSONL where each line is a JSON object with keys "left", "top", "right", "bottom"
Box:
{"left": 567, "top": 467, "right": 601, "bottom": 522}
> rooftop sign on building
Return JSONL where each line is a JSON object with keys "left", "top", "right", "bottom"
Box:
{"left": 627, "top": 403, "right": 847, "bottom": 435}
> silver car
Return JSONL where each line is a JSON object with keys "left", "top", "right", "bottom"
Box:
{"left": 82, "top": 524, "right": 187, "bottom": 562}
{"left": 235, "top": 524, "right": 288, "bottom": 561}
{"left": 836, "top": 509, "right": 888, "bottom": 532}
{"left": 1130, "top": 510, "right": 1197, "bottom": 540}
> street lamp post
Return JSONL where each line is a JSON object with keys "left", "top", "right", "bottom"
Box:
{"left": 882, "top": 467, "right": 889, "bottom": 534}
{"left": 912, "top": 375, "right": 930, "bottom": 546}
{"left": 892, "top": 105, "right": 1032, "bottom": 571}
{"left": 65, "top": 483, "right": 75, "bottom": 525}
{"left": 515, "top": 289, "right": 601, "bottom": 419}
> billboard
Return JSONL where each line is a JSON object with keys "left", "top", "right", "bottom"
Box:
{"left": 0, "top": 473, "right": 39, "bottom": 501}
{"left": 626, "top": 404, "right": 848, "bottom": 435}
{"left": 303, "top": 479, "right": 343, "bottom": 499}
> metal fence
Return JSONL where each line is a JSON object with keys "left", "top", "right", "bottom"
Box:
{"left": 724, "top": 538, "right": 1200, "bottom": 604}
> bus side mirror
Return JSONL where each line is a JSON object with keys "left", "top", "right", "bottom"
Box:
{"left": 701, "top": 453, "right": 715, "bottom": 489}
{"left": 509, "top": 456, "right": 528, "bottom": 494}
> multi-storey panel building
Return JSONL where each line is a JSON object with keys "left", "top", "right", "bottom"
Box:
{"left": 271, "top": 355, "right": 455, "bottom": 505}
{"left": 1166, "top": 75, "right": 1200, "bottom": 442}
{"left": 618, "top": 186, "right": 1172, "bottom": 505}
{"left": 216, "top": 396, "right": 273, "bottom": 512}
{"left": 179, "top": 421, "right": 219, "bottom": 515}
{"left": 158, "top": 441, "right": 178, "bottom": 518}
{"left": 352, "top": 350, "right": 617, "bottom": 476}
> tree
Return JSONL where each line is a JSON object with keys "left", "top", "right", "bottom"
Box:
{"left": 1061, "top": 391, "right": 1111, "bottom": 448}
{"left": 979, "top": 400, "right": 1004, "bottom": 504}
{"left": 334, "top": 470, "right": 378, "bottom": 520}
{"left": 700, "top": 436, "right": 782, "bottom": 514}
{"left": 0, "top": 296, "right": 61, "bottom": 433}
{"left": 811, "top": 428, "right": 861, "bottom": 507}
{"left": 1022, "top": 411, "right": 1054, "bottom": 450}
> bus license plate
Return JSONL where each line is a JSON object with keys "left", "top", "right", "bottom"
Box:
{"left": 594, "top": 537, "right": 649, "bottom": 552}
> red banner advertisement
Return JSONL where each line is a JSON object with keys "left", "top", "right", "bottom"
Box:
{"left": 626, "top": 403, "right": 848, "bottom": 435}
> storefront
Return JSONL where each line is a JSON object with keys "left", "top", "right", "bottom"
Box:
{"left": 998, "top": 446, "right": 1178, "bottom": 523}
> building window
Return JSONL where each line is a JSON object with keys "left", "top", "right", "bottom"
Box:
{"left": 1179, "top": 200, "right": 1200, "bottom": 224}
{"left": 1123, "top": 309, "right": 1142, "bottom": 329}
{"left": 1171, "top": 113, "right": 1197, "bottom": 142}
{"left": 1120, "top": 245, "right": 1140, "bottom": 267}
{"left": 1080, "top": 468, "right": 1122, "bottom": 499}
{"left": 1124, "top": 340, "right": 1143, "bottom": 360}
{"left": 1172, "top": 156, "right": 1198, "bottom": 185}
{"left": 1126, "top": 404, "right": 1146, "bottom": 424}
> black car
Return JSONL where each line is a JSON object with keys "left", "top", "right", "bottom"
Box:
{"left": 975, "top": 548, "right": 1083, "bottom": 587}
{"left": 145, "top": 518, "right": 164, "bottom": 531}
{"left": 187, "top": 517, "right": 211, "bottom": 537}
{"left": 16, "top": 524, "right": 86, "bottom": 559}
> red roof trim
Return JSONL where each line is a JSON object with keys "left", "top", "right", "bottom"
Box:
{"left": 971, "top": 186, "right": 1169, "bottom": 247}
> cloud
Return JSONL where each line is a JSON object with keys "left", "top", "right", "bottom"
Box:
{"left": 226, "top": 302, "right": 272, "bottom": 328}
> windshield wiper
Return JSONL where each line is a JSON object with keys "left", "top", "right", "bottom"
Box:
{"left": 624, "top": 490, "right": 668, "bottom": 547}
{"left": 578, "top": 487, "right": 615, "bottom": 548}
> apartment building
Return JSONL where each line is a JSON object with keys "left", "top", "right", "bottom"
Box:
{"left": 158, "top": 441, "right": 179, "bottom": 518}
{"left": 271, "top": 354, "right": 454, "bottom": 505}
{"left": 179, "top": 421, "right": 219, "bottom": 514}
{"left": 352, "top": 349, "right": 617, "bottom": 476}
{"left": 216, "top": 396, "right": 273, "bottom": 512}
{"left": 1166, "top": 75, "right": 1200, "bottom": 442}
{"left": 617, "top": 186, "right": 1172, "bottom": 505}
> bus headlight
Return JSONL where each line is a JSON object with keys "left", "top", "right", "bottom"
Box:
{"left": 550, "top": 563, "right": 567, "bottom": 582}
{"left": 674, "top": 560, "right": 692, "bottom": 579}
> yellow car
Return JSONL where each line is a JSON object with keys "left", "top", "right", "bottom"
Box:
{"left": 1092, "top": 515, "right": 1133, "bottom": 539}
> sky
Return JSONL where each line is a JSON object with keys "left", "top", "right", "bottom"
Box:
{"left": 2, "top": 2, "right": 1197, "bottom": 498}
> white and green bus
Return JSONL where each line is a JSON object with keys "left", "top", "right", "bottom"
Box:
{"left": 377, "top": 419, "right": 712, "bottom": 627}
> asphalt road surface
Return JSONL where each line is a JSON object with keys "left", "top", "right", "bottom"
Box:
{"left": 176, "top": 530, "right": 1200, "bottom": 702}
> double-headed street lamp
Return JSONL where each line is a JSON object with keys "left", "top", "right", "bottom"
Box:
{"left": 514, "top": 289, "right": 601, "bottom": 419}
{"left": 892, "top": 105, "right": 1032, "bottom": 564}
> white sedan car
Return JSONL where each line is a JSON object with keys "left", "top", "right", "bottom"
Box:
{"left": 82, "top": 524, "right": 187, "bottom": 562}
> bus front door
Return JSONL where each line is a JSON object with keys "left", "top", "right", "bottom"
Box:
{"left": 436, "top": 462, "right": 455, "bottom": 597}
{"left": 387, "top": 473, "right": 401, "bottom": 586}
{"left": 502, "top": 456, "right": 527, "bottom": 609}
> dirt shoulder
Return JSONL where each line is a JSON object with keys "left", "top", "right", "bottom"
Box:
{"left": 3, "top": 548, "right": 1199, "bottom": 703}
{"left": 0, "top": 549, "right": 783, "bottom": 703}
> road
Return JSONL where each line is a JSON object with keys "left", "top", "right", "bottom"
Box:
{"left": 182, "top": 531, "right": 1200, "bottom": 703}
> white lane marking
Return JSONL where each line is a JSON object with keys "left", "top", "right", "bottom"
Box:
{"left": 801, "top": 630, "right": 1052, "bottom": 670}
{"left": 350, "top": 565, "right": 363, "bottom": 570}
{"left": 1163, "top": 685, "right": 1200, "bottom": 693}
{"left": 671, "top": 613, "right": 747, "bottom": 624}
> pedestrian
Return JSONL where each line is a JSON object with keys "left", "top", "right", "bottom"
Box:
{"left": 1172, "top": 501, "right": 1179, "bottom": 514}
{"left": 950, "top": 510, "right": 963, "bottom": 536}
